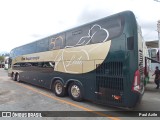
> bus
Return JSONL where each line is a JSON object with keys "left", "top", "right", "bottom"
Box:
{"left": 148, "top": 48, "right": 160, "bottom": 71}
{"left": 143, "top": 42, "right": 150, "bottom": 86}
{"left": 4, "top": 56, "right": 9, "bottom": 70}
{"left": 8, "top": 11, "right": 144, "bottom": 108}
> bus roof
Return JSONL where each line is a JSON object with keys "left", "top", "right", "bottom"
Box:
{"left": 10, "top": 10, "right": 135, "bottom": 52}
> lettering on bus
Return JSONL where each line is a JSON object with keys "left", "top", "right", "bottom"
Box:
{"left": 66, "top": 56, "right": 83, "bottom": 67}
{"left": 72, "top": 30, "right": 82, "bottom": 35}
{"left": 21, "top": 56, "right": 40, "bottom": 61}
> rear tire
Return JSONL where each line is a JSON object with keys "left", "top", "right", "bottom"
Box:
{"left": 16, "top": 74, "right": 21, "bottom": 82}
{"left": 53, "top": 80, "right": 66, "bottom": 97}
{"left": 68, "top": 82, "right": 83, "bottom": 102}
{"left": 12, "top": 73, "right": 16, "bottom": 81}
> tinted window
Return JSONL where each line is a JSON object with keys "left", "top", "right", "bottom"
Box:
{"left": 22, "top": 42, "right": 37, "bottom": 55}
{"left": 13, "top": 63, "right": 21, "bottom": 67}
{"left": 37, "top": 39, "right": 49, "bottom": 52}
{"left": 151, "top": 49, "right": 157, "bottom": 58}
{"left": 66, "top": 25, "right": 91, "bottom": 47}
{"left": 49, "top": 33, "right": 65, "bottom": 50}
{"left": 127, "top": 36, "right": 134, "bottom": 50}
{"left": 91, "top": 16, "right": 124, "bottom": 43}
{"left": 90, "top": 24, "right": 109, "bottom": 44}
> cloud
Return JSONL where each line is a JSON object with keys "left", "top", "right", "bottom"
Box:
{"left": 138, "top": 20, "right": 159, "bottom": 40}
{"left": 77, "top": 6, "right": 113, "bottom": 25}
{"left": 1, "top": 0, "right": 160, "bottom": 53}
{"left": 31, "top": 34, "right": 45, "bottom": 39}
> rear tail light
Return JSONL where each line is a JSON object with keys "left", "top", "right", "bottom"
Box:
{"left": 112, "top": 95, "right": 121, "bottom": 100}
{"left": 132, "top": 70, "right": 141, "bottom": 93}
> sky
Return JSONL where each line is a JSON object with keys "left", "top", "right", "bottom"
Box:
{"left": 0, "top": 0, "right": 160, "bottom": 53}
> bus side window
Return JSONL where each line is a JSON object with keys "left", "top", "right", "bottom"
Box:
{"left": 49, "top": 34, "right": 65, "bottom": 50}
{"left": 127, "top": 36, "right": 134, "bottom": 50}
{"left": 42, "top": 62, "right": 48, "bottom": 67}
{"left": 13, "top": 63, "right": 20, "bottom": 67}
{"left": 66, "top": 25, "right": 91, "bottom": 47}
{"left": 32, "top": 62, "right": 38, "bottom": 66}
{"left": 37, "top": 39, "right": 49, "bottom": 52}
{"left": 25, "top": 63, "right": 32, "bottom": 67}
{"left": 49, "top": 62, "right": 55, "bottom": 70}
{"left": 42, "top": 62, "right": 55, "bottom": 69}
{"left": 20, "top": 63, "right": 26, "bottom": 67}
{"left": 38, "top": 62, "right": 43, "bottom": 67}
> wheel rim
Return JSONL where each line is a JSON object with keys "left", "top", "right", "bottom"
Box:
{"left": 12, "top": 74, "right": 15, "bottom": 80}
{"left": 17, "top": 74, "right": 20, "bottom": 82}
{"left": 55, "top": 83, "right": 62, "bottom": 94}
{"left": 71, "top": 85, "right": 80, "bottom": 98}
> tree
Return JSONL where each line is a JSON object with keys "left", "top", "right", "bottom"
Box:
{"left": 154, "top": 0, "right": 160, "bottom": 2}
{"left": 0, "top": 56, "right": 4, "bottom": 63}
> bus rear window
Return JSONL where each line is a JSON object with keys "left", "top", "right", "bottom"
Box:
{"left": 91, "top": 16, "right": 124, "bottom": 44}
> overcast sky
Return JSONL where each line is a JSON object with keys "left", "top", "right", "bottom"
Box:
{"left": 0, "top": 0, "right": 160, "bottom": 53}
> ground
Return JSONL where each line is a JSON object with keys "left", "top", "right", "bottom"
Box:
{"left": 0, "top": 68, "right": 160, "bottom": 120}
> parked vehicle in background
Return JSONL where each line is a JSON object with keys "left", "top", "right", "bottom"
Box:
{"left": 0, "top": 63, "right": 4, "bottom": 68}
{"left": 4, "top": 56, "right": 9, "bottom": 70}
{"left": 148, "top": 48, "right": 160, "bottom": 71}
{"left": 143, "top": 41, "right": 150, "bottom": 86}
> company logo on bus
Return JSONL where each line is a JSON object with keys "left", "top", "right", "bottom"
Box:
{"left": 21, "top": 56, "right": 40, "bottom": 61}
{"left": 21, "top": 57, "right": 26, "bottom": 61}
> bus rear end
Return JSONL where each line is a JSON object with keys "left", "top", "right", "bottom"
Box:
{"left": 121, "top": 11, "right": 144, "bottom": 108}
{"left": 130, "top": 24, "right": 145, "bottom": 107}
{"left": 122, "top": 11, "right": 145, "bottom": 108}
{"left": 94, "top": 11, "right": 144, "bottom": 108}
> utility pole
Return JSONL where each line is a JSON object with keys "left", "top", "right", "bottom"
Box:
{"left": 158, "top": 20, "right": 160, "bottom": 47}
{"left": 157, "top": 20, "right": 160, "bottom": 62}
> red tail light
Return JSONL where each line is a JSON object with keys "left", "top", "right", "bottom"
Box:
{"left": 132, "top": 70, "right": 141, "bottom": 93}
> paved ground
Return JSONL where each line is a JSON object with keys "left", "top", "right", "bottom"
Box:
{"left": 135, "top": 73, "right": 160, "bottom": 111}
{"left": 0, "top": 68, "right": 160, "bottom": 120}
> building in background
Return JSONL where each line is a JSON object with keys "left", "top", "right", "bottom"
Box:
{"left": 145, "top": 19, "right": 160, "bottom": 71}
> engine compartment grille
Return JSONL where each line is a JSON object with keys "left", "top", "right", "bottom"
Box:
{"left": 95, "top": 61, "right": 124, "bottom": 104}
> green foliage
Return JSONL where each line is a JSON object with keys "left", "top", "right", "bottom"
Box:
{"left": 0, "top": 56, "right": 4, "bottom": 63}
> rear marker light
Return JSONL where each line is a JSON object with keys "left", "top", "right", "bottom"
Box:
{"left": 112, "top": 95, "right": 121, "bottom": 100}
{"left": 132, "top": 70, "right": 141, "bottom": 93}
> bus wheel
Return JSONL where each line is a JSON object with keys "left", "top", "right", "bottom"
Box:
{"left": 68, "top": 82, "right": 83, "bottom": 102}
{"left": 12, "top": 73, "right": 16, "bottom": 81}
{"left": 53, "top": 80, "right": 66, "bottom": 97}
{"left": 16, "top": 74, "right": 21, "bottom": 82}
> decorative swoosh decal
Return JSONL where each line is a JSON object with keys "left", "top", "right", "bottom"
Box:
{"left": 53, "top": 24, "right": 111, "bottom": 74}
{"left": 13, "top": 24, "right": 112, "bottom": 74}
{"left": 53, "top": 40, "right": 111, "bottom": 74}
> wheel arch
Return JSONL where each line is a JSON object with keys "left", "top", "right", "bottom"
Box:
{"left": 67, "top": 79, "right": 84, "bottom": 101}
{"left": 65, "top": 79, "right": 84, "bottom": 93}
{"left": 15, "top": 72, "right": 19, "bottom": 76}
{"left": 11, "top": 71, "right": 19, "bottom": 76}
{"left": 50, "top": 77, "right": 65, "bottom": 89}
{"left": 11, "top": 71, "right": 19, "bottom": 81}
